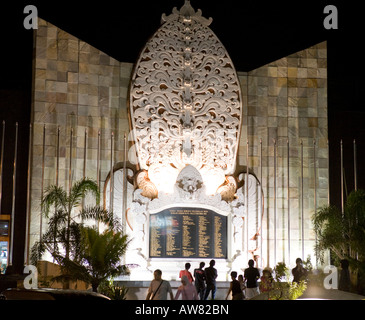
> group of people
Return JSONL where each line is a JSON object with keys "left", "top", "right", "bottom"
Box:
{"left": 227, "top": 258, "right": 311, "bottom": 300}
{"left": 146, "top": 257, "right": 353, "bottom": 300}
{"left": 146, "top": 260, "right": 218, "bottom": 300}
{"left": 146, "top": 258, "right": 310, "bottom": 300}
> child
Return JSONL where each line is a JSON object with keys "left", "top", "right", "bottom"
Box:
{"left": 226, "top": 271, "right": 244, "bottom": 300}
{"left": 259, "top": 268, "right": 273, "bottom": 292}
{"left": 238, "top": 274, "right": 246, "bottom": 299}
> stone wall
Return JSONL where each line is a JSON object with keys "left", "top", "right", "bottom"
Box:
{"left": 29, "top": 18, "right": 328, "bottom": 268}
{"left": 238, "top": 41, "right": 328, "bottom": 267}
{"left": 30, "top": 18, "right": 132, "bottom": 251}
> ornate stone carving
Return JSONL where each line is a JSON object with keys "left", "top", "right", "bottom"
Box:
{"left": 176, "top": 165, "right": 203, "bottom": 195}
{"left": 161, "top": 0, "right": 213, "bottom": 27}
{"left": 129, "top": 0, "right": 243, "bottom": 192}
{"left": 124, "top": 2, "right": 257, "bottom": 278}
{"left": 217, "top": 175, "right": 237, "bottom": 202}
{"left": 135, "top": 170, "right": 158, "bottom": 199}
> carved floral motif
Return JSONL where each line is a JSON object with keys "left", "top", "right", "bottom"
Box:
{"left": 129, "top": 0, "right": 242, "bottom": 191}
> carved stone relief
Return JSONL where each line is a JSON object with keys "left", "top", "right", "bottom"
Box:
{"left": 129, "top": 0, "right": 243, "bottom": 194}
{"left": 119, "top": 1, "right": 262, "bottom": 279}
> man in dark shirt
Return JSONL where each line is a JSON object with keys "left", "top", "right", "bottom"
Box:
{"left": 194, "top": 262, "right": 206, "bottom": 300}
{"left": 244, "top": 259, "right": 260, "bottom": 299}
{"left": 204, "top": 259, "right": 218, "bottom": 300}
{"left": 292, "top": 258, "right": 308, "bottom": 283}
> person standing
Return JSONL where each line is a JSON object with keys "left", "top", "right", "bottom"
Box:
{"left": 175, "top": 275, "right": 199, "bottom": 300}
{"left": 259, "top": 268, "right": 273, "bottom": 293}
{"left": 146, "top": 269, "right": 174, "bottom": 300}
{"left": 244, "top": 259, "right": 260, "bottom": 299}
{"left": 179, "top": 262, "right": 194, "bottom": 283}
{"left": 291, "top": 258, "right": 308, "bottom": 283}
{"left": 338, "top": 259, "right": 351, "bottom": 292}
{"left": 204, "top": 259, "right": 218, "bottom": 300}
{"left": 238, "top": 274, "right": 246, "bottom": 299}
{"left": 226, "top": 271, "right": 244, "bottom": 300}
{"left": 194, "top": 262, "right": 206, "bottom": 300}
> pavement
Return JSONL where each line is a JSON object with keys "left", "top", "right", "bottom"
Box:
{"left": 298, "top": 285, "right": 365, "bottom": 300}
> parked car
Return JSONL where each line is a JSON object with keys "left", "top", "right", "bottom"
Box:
{"left": 0, "top": 288, "right": 111, "bottom": 300}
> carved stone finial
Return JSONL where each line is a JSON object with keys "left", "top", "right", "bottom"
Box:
{"left": 161, "top": 0, "right": 213, "bottom": 26}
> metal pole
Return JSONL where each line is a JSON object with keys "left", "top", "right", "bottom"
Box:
{"left": 313, "top": 139, "right": 317, "bottom": 210}
{"left": 246, "top": 139, "right": 249, "bottom": 261}
{"left": 327, "top": 139, "right": 331, "bottom": 266}
{"left": 110, "top": 132, "right": 114, "bottom": 213}
{"left": 327, "top": 139, "right": 330, "bottom": 206}
{"left": 273, "top": 138, "right": 277, "bottom": 266}
{"left": 0, "top": 121, "right": 5, "bottom": 214}
{"left": 313, "top": 139, "right": 317, "bottom": 268}
{"left": 123, "top": 133, "right": 127, "bottom": 231}
{"left": 82, "top": 128, "right": 87, "bottom": 215}
{"left": 354, "top": 139, "right": 359, "bottom": 261}
{"left": 9, "top": 122, "right": 18, "bottom": 266}
{"left": 83, "top": 128, "right": 87, "bottom": 179}
{"left": 259, "top": 138, "right": 263, "bottom": 268}
{"left": 69, "top": 128, "right": 73, "bottom": 196}
{"left": 97, "top": 130, "right": 101, "bottom": 195}
{"left": 287, "top": 138, "right": 290, "bottom": 267}
{"left": 54, "top": 126, "right": 60, "bottom": 263}
{"left": 40, "top": 124, "right": 46, "bottom": 243}
{"left": 24, "top": 124, "right": 32, "bottom": 265}
{"left": 301, "top": 139, "right": 304, "bottom": 260}
{"left": 354, "top": 139, "right": 357, "bottom": 191}
{"left": 96, "top": 130, "right": 101, "bottom": 231}
{"left": 56, "top": 126, "right": 60, "bottom": 186}
{"left": 340, "top": 139, "right": 344, "bottom": 215}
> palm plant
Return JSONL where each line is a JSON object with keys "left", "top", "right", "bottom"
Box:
{"left": 313, "top": 189, "right": 365, "bottom": 264}
{"left": 60, "top": 226, "right": 130, "bottom": 292}
{"left": 313, "top": 189, "right": 365, "bottom": 293}
{"left": 30, "top": 178, "right": 121, "bottom": 288}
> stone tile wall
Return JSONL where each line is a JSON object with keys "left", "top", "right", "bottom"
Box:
{"left": 30, "top": 19, "right": 132, "bottom": 250}
{"left": 238, "top": 41, "right": 328, "bottom": 266}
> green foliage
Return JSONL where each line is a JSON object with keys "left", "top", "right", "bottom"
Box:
{"left": 30, "top": 178, "right": 129, "bottom": 292}
{"left": 287, "top": 280, "right": 307, "bottom": 300}
{"left": 303, "top": 255, "right": 313, "bottom": 273}
{"left": 273, "top": 262, "right": 289, "bottom": 281}
{"left": 313, "top": 189, "right": 365, "bottom": 267}
{"left": 313, "top": 189, "right": 365, "bottom": 294}
{"left": 31, "top": 178, "right": 113, "bottom": 265}
{"left": 269, "top": 262, "right": 307, "bottom": 300}
{"left": 98, "top": 278, "right": 129, "bottom": 300}
{"left": 57, "top": 226, "right": 130, "bottom": 292}
{"left": 313, "top": 204, "right": 344, "bottom": 262}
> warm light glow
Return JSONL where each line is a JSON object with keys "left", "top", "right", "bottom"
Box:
{"left": 148, "top": 164, "right": 179, "bottom": 194}
{"left": 200, "top": 166, "right": 225, "bottom": 195}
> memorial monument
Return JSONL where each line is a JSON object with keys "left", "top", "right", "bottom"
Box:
{"left": 29, "top": 0, "right": 329, "bottom": 286}
{"left": 107, "top": 0, "right": 263, "bottom": 280}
